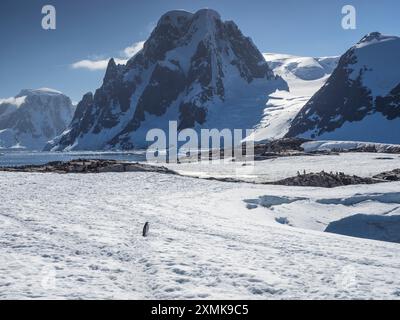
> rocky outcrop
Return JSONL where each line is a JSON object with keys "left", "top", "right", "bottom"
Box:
{"left": 253, "top": 138, "right": 311, "bottom": 154}
{"left": 0, "top": 159, "right": 177, "bottom": 175}
{"left": 271, "top": 171, "right": 381, "bottom": 188}
{"left": 373, "top": 169, "right": 400, "bottom": 181}
{"left": 376, "top": 83, "right": 400, "bottom": 120}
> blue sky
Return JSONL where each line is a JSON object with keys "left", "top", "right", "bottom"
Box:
{"left": 0, "top": 0, "right": 399, "bottom": 102}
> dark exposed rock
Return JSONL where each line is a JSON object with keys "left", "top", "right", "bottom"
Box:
{"left": 253, "top": 138, "right": 311, "bottom": 154}
{"left": 347, "top": 145, "right": 400, "bottom": 154}
{"left": 270, "top": 171, "right": 382, "bottom": 188}
{"left": 0, "top": 159, "right": 177, "bottom": 175}
{"left": 178, "top": 102, "right": 207, "bottom": 130}
{"left": 376, "top": 83, "right": 400, "bottom": 120}
{"left": 373, "top": 169, "right": 400, "bottom": 181}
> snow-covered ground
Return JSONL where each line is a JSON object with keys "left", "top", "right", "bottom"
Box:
{"left": 1, "top": 164, "right": 400, "bottom": 299}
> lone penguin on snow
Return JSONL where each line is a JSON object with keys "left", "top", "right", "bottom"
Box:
{"left": 143, "top": 222, "right": 150, "bottom": 237}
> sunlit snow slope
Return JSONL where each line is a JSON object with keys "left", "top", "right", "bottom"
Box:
{"left": 248, "top": 53, "right": 339, "bottom": 142}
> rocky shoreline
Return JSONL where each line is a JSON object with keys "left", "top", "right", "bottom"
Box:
{"left": 0, "top": 159, "right": 177, "bottom": 175}
{"left": 192, "top": 138, "right": 400, "bottom": 163}
{"left": 373, "top": 169, "right": 400, "bottom": 181}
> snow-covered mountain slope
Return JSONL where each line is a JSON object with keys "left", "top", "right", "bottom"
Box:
{"left": 248, "top": 53, "right": 338, "bottom": 142}
{"left": 287, "top": 32, "right": 400, "bottom": 144}
{"left": 1, "top": 170, "right": 400, "bottom": 299}
{"left": 0, "top": 88, "right": 74, "bottom": 150}
{"left": 47, "top": 9, "right": 286, "bottom": 151}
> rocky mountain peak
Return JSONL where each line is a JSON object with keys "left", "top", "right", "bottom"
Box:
{"left": 48, "top": 9, "right": 286, "bottom": 151}
{"left": 103, "top": 58, "right": 119, "bottom": 83}
{"left": 157, "top": 10, "right": 194, "bottom": 28}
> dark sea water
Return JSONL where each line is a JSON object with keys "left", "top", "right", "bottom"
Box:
{"left": 0, "top": 151, "right": 147, "bottom": 167}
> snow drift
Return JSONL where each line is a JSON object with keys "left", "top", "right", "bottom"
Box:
{"left": 326, "top": 214, "right": 400, "bottom": 244}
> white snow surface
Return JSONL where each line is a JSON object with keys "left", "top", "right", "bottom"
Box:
{"left": 304, "top": 113, "right": 400, "bottom": 144}
{"left": 1, "top": 168, "right": 400, "bottom": 300}
{"left": 351, "top": 34, "right": 400, "bottom": 97}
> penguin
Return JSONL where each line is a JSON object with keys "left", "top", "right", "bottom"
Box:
{"left": 143, "top": 222, "right": 150, "bottom": 237}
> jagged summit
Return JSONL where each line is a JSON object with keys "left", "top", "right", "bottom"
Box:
{"left": 103, "top": 58, "right": 120, "bottom": 83}
{"left": 157, "top": 8, "right": 220, "bottom": 26}
{"left": 48, "top": 9, "right": 286, "bottom": 151}
{"left": 157, "top": 9, "right": 195, "bottom": 27}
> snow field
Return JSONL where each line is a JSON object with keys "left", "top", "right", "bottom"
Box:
{"left": 1, "top": 170, "right": 400, "bottom": 299}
